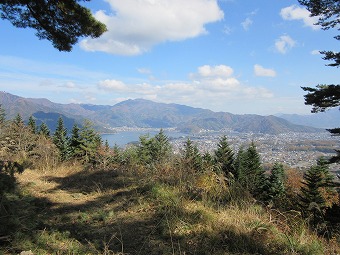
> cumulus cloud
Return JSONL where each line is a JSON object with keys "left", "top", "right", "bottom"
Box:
{"left": 254, "top": 64, "right": 276, "bottom": 77}
{"left": 193, "top": 65, "right": 240, "bottom": 92}
{"left": 197, "top": 65, "right": 234, "bottom": 77}
{"left": 280, "top": 5, "right": 320, "bottom": 30}
{"left": 80, "top": 0, "right": 224, "bottom": 55}
{"left": 241, "top": 18, "right": 253, "bottom": 31}
{"left": 275, "top": 35, "right": 296, "bottom": 54}
{"left": 97, "top": 65, "right": 273, "bottom": 109}
{"left": 98, "top": 79, "right": 127, "bottom": 91}
{"left": 203, "top": 77, "right": 240, "bottom": 92}
{"left": 240, "top": 9, "right": 257, "bottom": 31}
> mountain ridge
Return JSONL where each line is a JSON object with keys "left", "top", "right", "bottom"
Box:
{"left": 277, "top": 108, "right": 340, "bottom": 129}
{"left": 0, "top": 91, "right": 323, "bottom": 134}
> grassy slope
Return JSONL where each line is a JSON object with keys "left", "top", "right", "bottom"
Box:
{"left": 1, "top": 166, "right": 339, "bottom": 255}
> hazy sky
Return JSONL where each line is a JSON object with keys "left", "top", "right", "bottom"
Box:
{"left": 0, "top": 0, "right": 338, "bottom": 115}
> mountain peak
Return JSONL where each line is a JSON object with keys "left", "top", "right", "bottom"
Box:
{"left": 115, "top": 98, "right": 157, "bottom": 106}
{"left": 0, "top": 92, "right": 324, "bottom": 134}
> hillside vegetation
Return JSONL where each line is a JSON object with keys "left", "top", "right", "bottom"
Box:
{"left": 0, "top": 109, "right": 339, "bottom": 254}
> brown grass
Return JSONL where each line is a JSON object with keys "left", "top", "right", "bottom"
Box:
{"left": 0, "top": 164, "right": 337, "bottom": 255}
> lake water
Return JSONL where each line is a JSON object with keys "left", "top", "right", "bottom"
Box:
{"left": 101, "top": 130, "right": 187, "bottom": 147}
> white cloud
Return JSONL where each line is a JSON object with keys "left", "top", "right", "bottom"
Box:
{"left": 85, "top": 95, "right": 97, "bottom": 102}
{"left": 80, "top": 0, "right": 224, "bottom": 55}
{"left": 58, "top": 81, "right": 77, "bottom": 88}
{"left": 137, "top": 68, "right": 152, "bottom": 74}
{"left": 275, "top": 35, "right": 296, "bottom": 54}
{"left": 97, "top": 65, "right": 273, "bottom": 109}
{"left": 98, "top": 79, "right": 127, "bottom": 91}
{"left": 242, "top": 87, "right": 273, "bottom": 99}
{"left": 311, "top": 49, "right": 320, "bottom": 55}
{"left": 197, "top": 65, "right": 233, "bottom": 77}
{"left": 241, "top": 18, "right": 253, "bottom": 31}
{"left": 69, "top": 98, "right": 82, "bottom": 104}
{"left": 280, "top": 5, "right": 320, "bottom": 30}
{"left": 254, "top": 64, "right": 276, "bottom": 77}
{"left": 203, "top": 77, "right": 240, "bottom": 92}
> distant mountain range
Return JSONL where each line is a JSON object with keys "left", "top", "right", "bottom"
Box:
{"left": 277, "top": 108, "right": 340, "bottom": 129}
{"left": 0, "top": 91, "right": 331, "bottom": 134}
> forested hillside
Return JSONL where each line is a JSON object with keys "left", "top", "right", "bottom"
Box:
{"left": 1, "top": 106, "right": 339, "bottom": 254}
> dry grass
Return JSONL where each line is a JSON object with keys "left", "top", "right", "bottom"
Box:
{"left": 0, "top": 164, "right": 338, "bottom": 255}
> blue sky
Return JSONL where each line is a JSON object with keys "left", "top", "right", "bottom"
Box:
{"left": 0, "top": 0, "right": 338, "bottom": 115}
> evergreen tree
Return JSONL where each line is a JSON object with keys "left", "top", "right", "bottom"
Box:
{"left": 4, "top": 114, "right": 38, "bottom": 162}
{"left": 77, "top": 120, "right": 102, "bottom": 164}
{"left": 239, "top": 141, "right": 268, "bottom": 200}
{"left": 317, "top": 157, "right": 336, "bottom": 186}
{"left": 0, "top": 104, "right": 5, "bottom": 125}
{"left": 153, "top": 129, "right": 172, "bottom": 163}
{"left": 254, "top": 168, "right": 269, "bottom": 202}
{"left": 234, "top": 146, "right": 246, "bottom": 181}
{"left": 69, "top": 124, "right": 81, "bottom": 159}
{"left": 202, "top": 151, "right": 214, "bottom": 170}
{"left": 39, "top": 122, "right": 50, "bottom": 137}
{"left": 302, "top": 85, "right": 340, "bottom": 163}
{"left": 182, "top": 138, "right": 202, "bottom": 172}
{"left": 298, "top": 0, "right": 340, "bottom": 163}
{"left": 136, "top": 130, "right": 172, "bottom": 167}
{"left": 214, "top": 135, "right": 235, "bottom": 177}
{"left": 1, "top": 1, "right": 107, "bottom": 52}
{"left": 8, "top": 114, "right": 30, "bottom": 154}
{"left": 0, "top": 105, "right": 6, "bottom": 145}
{"left": 112, "top": 143, "right": 122, "bottom": 164}
{"left": 299, "top": 164, "right": 326, "bottom": 227}
{"left": 13, "top": 113, "right": 24, "bottom": 127}
{"left": 192, "top": 145, "right": 202, "bottom": 172}
{"left": 104, "top": 140, "right": 110, "bottom": 152}
{"left": 137, "top": 134, "right": 154, "bottom": 166}
{"left": 298, "top": 0, "right": 340, "bottom": 67}
{"left": 298, "top": 158, "right": 336, "bottom": 228}
{"left": 268, "top": 163, "right": 286, "bottom": 202}
{"left": 27, "top": 115, "right": 37, "bottom": 134}
{"left": 53, "top": 116, "right": 69, "bottom": 161}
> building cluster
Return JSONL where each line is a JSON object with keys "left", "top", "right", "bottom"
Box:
{"left": 170, "top": 131, "right": 339, "bottom": 172}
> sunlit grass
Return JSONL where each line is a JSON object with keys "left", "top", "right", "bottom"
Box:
{"left": 1, "top": 163, "right": 338, "bottom": 255}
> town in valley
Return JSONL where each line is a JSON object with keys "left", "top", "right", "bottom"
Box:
{"left": 113, "top": 127, "right": 339, "bottom": 174}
